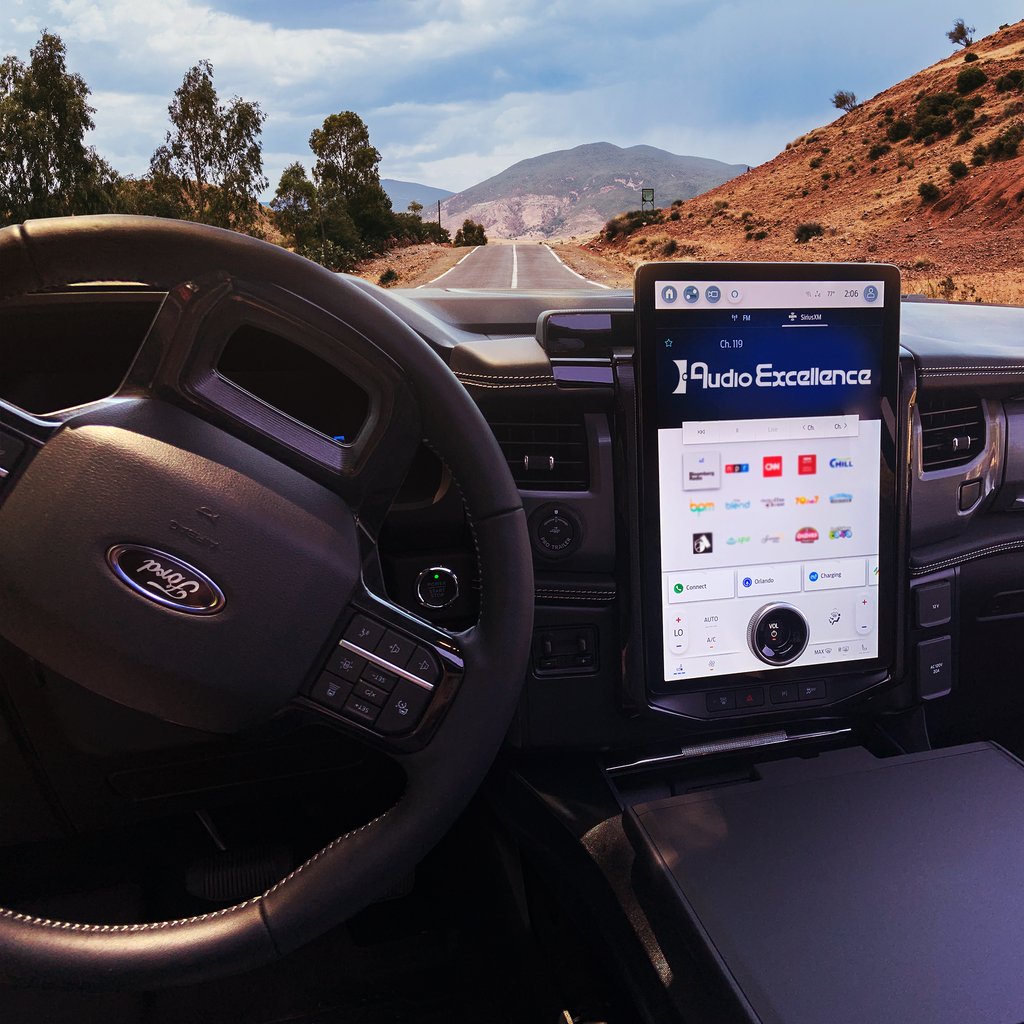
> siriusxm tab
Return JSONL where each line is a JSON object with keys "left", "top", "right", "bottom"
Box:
{"left": 634, "top": 263, "right": 901, "bottom": 709}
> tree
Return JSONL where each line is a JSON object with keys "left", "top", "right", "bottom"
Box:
{"left": 150, "top": 60, "right": 267, "bottom": 231}
{"left": 0, "top": 32, "right": 111, "bottom": 224}
{"left": 407, "top": 200, "right": 423, "bottom": 216}
{"left": 309, "top": 111, "right": 394, "bottom": 248}
{"left": 270, "top": 162, "right": 319, "bottom": 249}
{"left": 453, "top": 219, "right": 487, "bottom": 246}
{"left": 947, "top": 18, "right": 975, "bottom": 47}
{"left": 831, "top": 90, "right": 858, "bottom": 113}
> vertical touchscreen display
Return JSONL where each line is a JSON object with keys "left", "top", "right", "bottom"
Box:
{"left": 637, "top": 266, "right": 899, "bottom": 689}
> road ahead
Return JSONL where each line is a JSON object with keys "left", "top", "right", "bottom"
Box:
{"left": 423, "top": 243, "right": 607, "bottom": 290}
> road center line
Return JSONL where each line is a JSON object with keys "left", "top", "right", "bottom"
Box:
{"left": 511, "top": 245, "right": 518, "bottom": 290}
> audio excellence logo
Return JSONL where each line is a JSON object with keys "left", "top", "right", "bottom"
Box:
{"left": 672, "top": 360, "right": 872, "bottom": 394}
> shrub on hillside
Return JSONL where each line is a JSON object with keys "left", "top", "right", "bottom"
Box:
{"left": 996, "top": 70, "right": 1024, "bottom": 93}
{"left": 794, "top": 222, "right": 824, "bottom": 244}
{"left": 963, "top": 51, "right": 979, "bottom": 63}
{"left": 956, "top": 67, "right": 988, "bottom": 94}
{"left": 914, "top": 93, "right": 957, "bottom": 141}
{"left": 887, "top": 118, "right": 912, "bottom": 142}
{"left": 378, "top": 268, "right": 399, "bottom": 287}
{"left": 918, "top": 181, "right": 942, "bottom": 203}
{"left": 868, "top": 143, "right": 891, "bottom": 161}
{"left": 948, "top": 160, "right": 969, "bottom": 179}
{"left": 601, "top": 208, "right": 663, "bottom": 241}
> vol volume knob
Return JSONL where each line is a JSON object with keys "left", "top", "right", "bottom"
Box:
{"left": 746, "top": 603, "right": 809, "bottom": 666}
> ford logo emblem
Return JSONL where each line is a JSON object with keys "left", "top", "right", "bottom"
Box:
{"left": 106, "top": 545, "right": 225, "bottom": 615}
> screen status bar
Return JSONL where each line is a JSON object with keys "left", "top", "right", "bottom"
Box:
{"left": 655, "top": 280, "right": 885, "bottom": 311}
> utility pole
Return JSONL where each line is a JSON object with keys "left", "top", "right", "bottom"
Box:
{"left": 437, "top": 199, "right": 441, "bottom": 227}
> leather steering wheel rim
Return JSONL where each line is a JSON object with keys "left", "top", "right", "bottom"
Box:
{"left": 0, "top": 215, "right": 534, "bottom": 988}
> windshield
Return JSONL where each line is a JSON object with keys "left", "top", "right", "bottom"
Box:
{"left": 1, "top": 3, "right": 1022, "bottom": 301}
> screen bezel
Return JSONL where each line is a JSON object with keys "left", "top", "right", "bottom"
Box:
{"left": 634, "top": 261, "right": 902, "bottom": 696}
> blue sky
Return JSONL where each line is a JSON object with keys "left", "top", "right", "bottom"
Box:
{"left": 2, "top": 1, "right": 1020, "bottom": 197}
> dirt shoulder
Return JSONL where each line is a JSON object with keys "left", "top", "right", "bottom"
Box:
{"left": 546, "top": 240, "right": 632, "bottom": 289}
{"left": 351, "top": 243, "right": 467, "bottom": 288}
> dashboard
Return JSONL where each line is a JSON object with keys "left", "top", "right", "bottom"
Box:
{"left": 2, "top": 272, "right": 1024, "bottom": 761}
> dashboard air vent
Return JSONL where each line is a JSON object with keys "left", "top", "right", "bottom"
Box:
{"left": 919, "top": 392, "right": 985, "bottom": 471}
{"left": 490, "top": 421, "right": 589, "bottom": 490}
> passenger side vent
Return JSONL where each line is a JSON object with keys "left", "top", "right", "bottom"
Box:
{"left": 490, "top": 421, "right": 589, "bottom": 490}
{"left": 919, "top": 392, "right": 985, "bottom": 471}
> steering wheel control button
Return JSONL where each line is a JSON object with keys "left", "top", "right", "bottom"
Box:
{"left": 353, "top": 680, "right": 390, "bottom": 707}
{"left": 707, "top": 691, "right": 736, "bottom": 712}
{"left": 915, "top": 581, "right": 952, "bottom": 629}
{"left": 375, "top": 681, "right": 431, "bottom": 735}
{"left": 310, "top": 672, "right": 354, "bottom": 709}
{"left": 377, "top": 629, "right": 415, "bottom": 667}
{"left": 747, "top": 603, "right": 809, "bottom": 665}
{"left": 529, "top": 504, "right": 582, "bottom": 558}
{"left": 105, "top": 544, "right": 226, "bottom": 615}
{"left": 415, "top": 567, "right": 459, "bottom": 609}
{"left": 409, "top": 646, "right": 442, "bottom": 684}
{"left": 344, "top": 615, "right": 385, "bottom": 651}
{"left": 770, "top": 683, "right": 799, "bottom": 704}
{"left": 326, "top": 648, "right": 366, "bottom": 682}
{"left": 342, "top": 695, "right": 381, "bottom": 727}
{"left": 362, "top": 664, "right": 399, "bottom": 691}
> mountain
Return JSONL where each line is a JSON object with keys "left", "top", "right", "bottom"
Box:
{"left": 382, "top": 178, "right": 454, "bottom": 213}
{"left": 582, "top": 20, "right": 1024, "bottom": 305}
{"left": 440, "top": 142, "right": 747, "bottom": 239}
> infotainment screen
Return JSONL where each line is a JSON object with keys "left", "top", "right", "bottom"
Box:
{"left": 635, "top": 263, "right": 901, "bottom": 701}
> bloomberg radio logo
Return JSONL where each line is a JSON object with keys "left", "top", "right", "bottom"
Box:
{"left": 672, "top": 360, "right": 872, "bottom": 394}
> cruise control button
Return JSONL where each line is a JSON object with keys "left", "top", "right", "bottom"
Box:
{"left": 341, "top": 695, "right": 380, "bottom": 727}
{"left": 408, "top": 646, "right": 442, "bottom": 685}
{"left": 376, "top": 629, "right": 415, "bottom": 668}
{"left": 361, "top": 664, "right": 398, "bottom": 692}
{"left": 310, "top": 671, "right": 353, "bottom": 709}
{"left": 325, "top": 648, "right": 366, "bottom": 682}
{"left": 344, "top": 615, "right": 384, "bottom": 652}
{"left": 375, "top": 681, "right": 432, "bottom": 735}
{"left": 352, "top": 680, "right": 390, "bottom": 707}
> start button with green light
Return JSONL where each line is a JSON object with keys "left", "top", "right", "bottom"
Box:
{"left": 415, "top": 566, "right": 460, "bottom": 609}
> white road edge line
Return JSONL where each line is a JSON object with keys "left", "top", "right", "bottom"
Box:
{"left": 418, "top": 245, "right": 480, "bottom": 287}
{"left": 511, "top": 244, "right": 518, "bottom": 290}
{"left": 542, "top": 243, "right": 612, "bottom": 289}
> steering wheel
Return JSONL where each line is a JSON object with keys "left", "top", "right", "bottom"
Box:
{"left": 0, "top": 216, "right": 533, "bottom": 987}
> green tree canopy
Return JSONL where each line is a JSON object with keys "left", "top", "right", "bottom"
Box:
{"left": 309, "top": 111, "right": 394, "bottom": 248}
{"left": 150, "top": 60, "right": 267, "bottom": 231}
{"left": 0, "top": 32, "right": 111, "bottom": 224}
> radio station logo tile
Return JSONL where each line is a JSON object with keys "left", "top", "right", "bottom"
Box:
{"left": 683, "top": 452, "right": 721, "bottom": 490}
{"left": 724, "top": 463, "right": 749, "bottom": 474}
{"left": 761, "top": 533, "right": 782, "bottom": 544}
{"left": 829, "top": 492, "right": 853, "bottom": 504}
{"left": 829, "top": 457, "right": 854, "bottom": 469}
{"left": 795, "top": 526, "right": 820, "bottom": 544}
{"left": 760, "top": 496, "right": 785, "bottom": 509}
{"left": 794, "top": 495, "right": 819, "bottom": 506}
{"left": 829, "top": 526, "right": 853, "bottom": 539}
{"left": 798, "top": 454, "right": 817, "bottom": 475}
{"left": 726, "top": 536, "right": 751, "bottom": 546}
{"left": 762, "top": 456, "right": 783, "bottom": 477}
{"left": 690, "top": 500, "right": 715, "bottom": 515}
{"left": 692, "top": 532, "right": 713, "bottom": 554}
{"left": 724, "top": 498, "right": 751, "bottom": 511}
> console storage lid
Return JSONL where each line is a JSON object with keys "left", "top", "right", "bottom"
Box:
{"left": 626, "top": 742, "right": 1024, "bottom": 1024}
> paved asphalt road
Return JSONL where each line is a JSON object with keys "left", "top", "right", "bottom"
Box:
{"left": 423, "top": 243, "right": 608, "bottom": 290}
